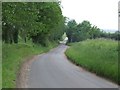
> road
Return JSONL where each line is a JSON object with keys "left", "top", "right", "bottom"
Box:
{"left": 28, "top": 45, "right": 118, "bottom": 88}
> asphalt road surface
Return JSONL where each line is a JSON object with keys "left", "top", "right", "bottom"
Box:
{"left": 28, "top": 45, "right": 118, "bottom": 88}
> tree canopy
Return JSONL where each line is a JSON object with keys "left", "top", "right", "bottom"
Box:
{"left": 66, "top": 19, "right": 119, "bottom": 43}
{"left": 2, "top": 2, "right": 65, "bottom": 46}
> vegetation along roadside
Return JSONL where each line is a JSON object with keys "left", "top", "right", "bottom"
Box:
{"left": 65, "top": 39, "right": 119, "bottom": 84}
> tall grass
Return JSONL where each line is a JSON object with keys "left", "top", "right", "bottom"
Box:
{"left": 65, "top": 39, "right": 119, "bottom": 84}
{"left": 2, "top": 42, "right": 58, "bottom": 88}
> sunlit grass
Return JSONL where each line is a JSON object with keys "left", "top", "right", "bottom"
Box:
{"left": 65, "top": 39, "right": 119, "bottom": 84}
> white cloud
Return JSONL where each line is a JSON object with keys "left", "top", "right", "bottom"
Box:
{"left": 61, "top": 0, "right": 119, "bottom": 30}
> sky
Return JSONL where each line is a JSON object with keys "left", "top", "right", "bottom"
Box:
{"left": 61, "top": 0, "right": 119, "bottom": 32}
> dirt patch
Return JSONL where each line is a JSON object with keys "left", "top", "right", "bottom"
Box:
{"left": 16, "top": 55, "right": 40, "bottom": 88}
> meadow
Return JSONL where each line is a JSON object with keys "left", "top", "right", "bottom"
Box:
{"left": 65, "top": 39, "right": 119, "bottom": 84}
{"left": 2, "top": 41, "right": 57, "bottom": 88}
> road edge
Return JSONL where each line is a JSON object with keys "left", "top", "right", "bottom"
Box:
{"left": 16, "top": 55, "right": 39, "bottom": 88}
{"left": 16, "top": 44, "right": 60, "bottom": 88}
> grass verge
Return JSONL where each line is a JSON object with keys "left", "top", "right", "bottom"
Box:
{"left": 65, "top": 39, "right": 119, "bottom": 84}
{"left": 2, "top": 42, "right": 58, "bottom": 88}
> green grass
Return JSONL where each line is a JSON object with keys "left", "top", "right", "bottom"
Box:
{"left": 2, "top": 42, "right": 58, "bottom": 88}
{"left": 65, "top": 38, "right": 119, "bottom": 84}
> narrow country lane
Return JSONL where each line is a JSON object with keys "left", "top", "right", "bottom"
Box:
{"left": 28, "top": 45, "right": 118, "bottom": 88}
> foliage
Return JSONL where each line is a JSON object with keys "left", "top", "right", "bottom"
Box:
{"left": 66, "top": 19, "right": 77, "bottom": 42}
{"left": 65, "top": 19, "right": 119, "bottom": 43}
{"left": 2, "top": 2, "right": 65, "bottom": 46}
{"left": 100, "top": 31, "right": 120, "bottom": 40}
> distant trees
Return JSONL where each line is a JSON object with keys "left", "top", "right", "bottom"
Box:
{"left": 66, "top": 20, "right": 77, "bottom": 42}
{"left": 100, "top": 31, "right": 120, "bottom": 40}
{"left": 89, "top": 25, "right": 101, "bottom": 39}
{"left": 66, "top": 20, "right": 102, "bottom": 43}
{"left": 2, "top": 2, "right": 65, "bottom": 46}
{"left": 66, "top": 19, "right": 119, "bottom": 43}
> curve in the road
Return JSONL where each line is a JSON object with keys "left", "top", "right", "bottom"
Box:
{"left": 28, "top": 45, "right": 118, "bottom": 88}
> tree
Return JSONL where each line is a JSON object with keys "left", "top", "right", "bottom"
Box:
{"left": 66, "top": 19, "right": 77, "bottom": 42}
{"left": 89, "top": 25, "right": 101, "bottom": 39}
{"left": 2, "top": 2, "right": 65, "bottom": 46}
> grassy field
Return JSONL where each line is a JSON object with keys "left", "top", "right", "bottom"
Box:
{"left": 2, "top": 42, "right": 58, "bottom": 88}
{"left": 65, "top": 39, "right": 119, "bottom": 84}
